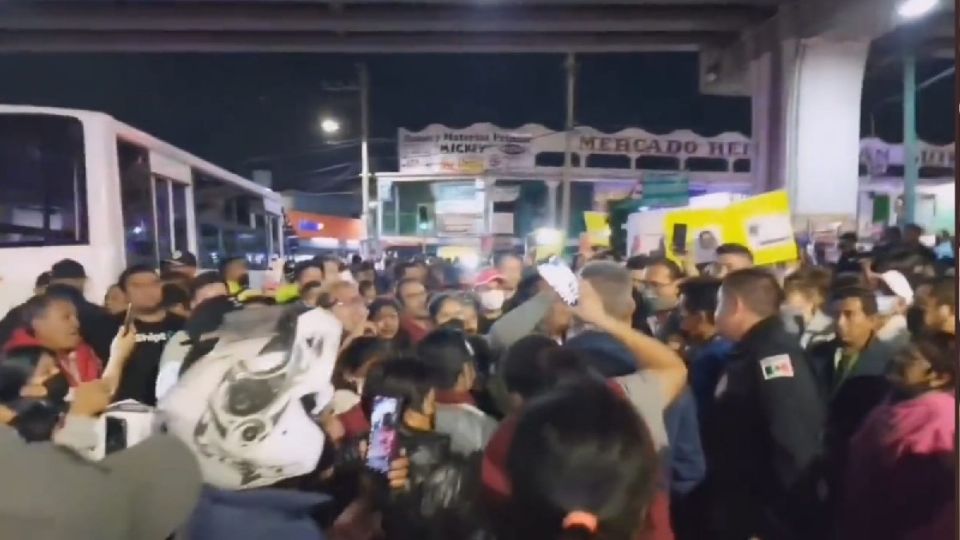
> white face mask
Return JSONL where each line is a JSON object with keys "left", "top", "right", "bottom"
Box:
{"left": 876, "top": 295, "right": 899, "bottom": 316}
{"left": 478, "top": 289, "right": 506, "bottom": 311}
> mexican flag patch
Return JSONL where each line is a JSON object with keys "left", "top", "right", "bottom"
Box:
{"left": 760, "top": 354, "right": 794, "bottom": 380}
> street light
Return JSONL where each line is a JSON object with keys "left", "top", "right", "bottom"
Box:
{"left": 320, "top": 117, "right": 341, "bottom": 135}
{"left": 896, "top": 0, "right": 938, "bottom": 19}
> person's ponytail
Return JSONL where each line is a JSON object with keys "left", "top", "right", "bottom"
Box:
{"left": 558, "top": 511, "right": 598, "bottom": 540}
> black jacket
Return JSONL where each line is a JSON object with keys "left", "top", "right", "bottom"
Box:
{"left": 808, "top": 337, "right": 894, "bottom": 490}
{"left": 382, "top": 426, "right": 482, "bottom": 540}
{"left": 703, "top": 316, "right": 826, "bottom": 540}
{"left": 0, "top": 304, "right": 24, "bottom": 350}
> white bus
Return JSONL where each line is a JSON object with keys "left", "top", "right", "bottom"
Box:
{"left": 0, "top": 105, "right": 285, "bottom": 314}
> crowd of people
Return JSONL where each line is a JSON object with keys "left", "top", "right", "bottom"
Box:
{"left": 0, "top": 224, "right": 955, "bottom": 540}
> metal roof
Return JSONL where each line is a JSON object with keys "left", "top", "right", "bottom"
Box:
{"left": 0, "top": 0, "right": 790, "bottom": 53}
{"left": 0, "top": 0, "right": 950, "bottom": 94}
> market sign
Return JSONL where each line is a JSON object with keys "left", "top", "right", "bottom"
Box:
{"left": 398, "top": 124, "right": 954, "bottom": 180}
{"left": 576, "top": 133, "right": 751, "bottom": 159}
{"left": 399, "top": 124, "right": 535, "bottom": 175}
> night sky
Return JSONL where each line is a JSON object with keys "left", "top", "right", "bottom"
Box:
{"left": 0, "top": 52, "right": 952, "bottom": 191}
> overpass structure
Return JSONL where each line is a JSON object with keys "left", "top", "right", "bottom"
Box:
{"left": 1, "top": 0, "right": 954, "bottom": 230}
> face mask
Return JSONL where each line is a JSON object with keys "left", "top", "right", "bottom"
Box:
{"left": 642, "top": 289, "right": 676, "bottom": 313}
{"left": 478, "top": 289, "right": 505, "bottom": 311}
{"left": 875, "top": 295, "right": 899, "bottom": 316}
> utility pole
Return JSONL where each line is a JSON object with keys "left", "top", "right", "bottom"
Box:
{"left": 559, "top": 53, "right": 577, "bottom": 235}
{"left": 902, "top": 53, "right": 918, "bottom": 225}
{"left": 321, "top": 67, "right": 374, "bottom": 245}
{"left": 358, "top": 62, "right": 373, "bottom": 242}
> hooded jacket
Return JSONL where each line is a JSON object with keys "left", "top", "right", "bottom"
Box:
{"left": 840, "top": 391, "right": 956, "bottom": 540}
{"left": 3, "top": 328, "right": 102, "bottom": 386}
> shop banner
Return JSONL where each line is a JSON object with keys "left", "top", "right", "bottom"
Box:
{"left": 640, "top": 172, "right": 689, "bottom": 208}
{"left": 431, "top": 182, "right": 485, "bottom": 237}
{"left": 399, "top": 124, "right": 535, "bottom": 174}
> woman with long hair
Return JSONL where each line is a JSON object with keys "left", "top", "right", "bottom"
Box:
{"left": 493, "top": 380, "right": 660, "bottom": 540}
{"left": 368, "top": 297, "right": 412, "bottom": 354}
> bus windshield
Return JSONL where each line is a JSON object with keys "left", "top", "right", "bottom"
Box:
{"left": 0, "top": 114, "right": 87, "bottom": 247}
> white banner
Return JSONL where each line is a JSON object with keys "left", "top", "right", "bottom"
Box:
{"left": 398, "top": 124, "right": 954, "bottom": 179}
{"left": 431, "top": 182, "right": 485, "bottom": 237}
{"left": 859, "top": 137, "right": 954, "bottom": 176}
{"left": 398, "top": 124, "right": 535, "bottom": 174}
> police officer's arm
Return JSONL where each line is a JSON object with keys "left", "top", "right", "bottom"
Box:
{"left": 575, "top": 280, "right": 687, "bottom": 403}
{"left": 755, "top": 353, "right": 824, "bottom": 492}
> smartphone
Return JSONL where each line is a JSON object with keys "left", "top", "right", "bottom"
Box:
{"left": 365, "top": 396, "right": 401, "bottom": 475}
{"left": 104, "top": 416, "right": 128, "bottom": 455}
{"left": 122, "top": 304, "right": 134, "bottom": 333}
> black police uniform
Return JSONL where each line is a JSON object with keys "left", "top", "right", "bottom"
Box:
{"left": 703, "top": 316, "right": 826, "bottom": 540}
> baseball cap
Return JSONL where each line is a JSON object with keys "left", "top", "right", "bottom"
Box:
{"left": 474, "top": 268, "right": 505, "bottom": 287}
{"left": 164, "top": 250, "right": 198, "bottom": 268}
{"left": 0, "top": 425, "right": 201, "bottom": 539}
{"left": 50, "top": 259, "right": 86, "bottom": 280}
{"left": 880, "top": 270, "right": 914, "bottom": 305}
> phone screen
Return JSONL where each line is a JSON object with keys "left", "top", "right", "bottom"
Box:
{"left": 104, "top": 416, "right": 127, "bottom": 455}
{"left": 365, "top": 396, "right": 401, "bottom": 474}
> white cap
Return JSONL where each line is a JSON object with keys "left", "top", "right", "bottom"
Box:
{"left": 880, "top": 270, "right": 914, "bottom": 305}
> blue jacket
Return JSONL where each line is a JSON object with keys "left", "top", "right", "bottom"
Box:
{"left": 567, "top": 330, "right": 707, "bottom": 497}
{"left": 184, "top": 486, "right": 328, "bottom": 540}
{"left": 663, "top": 389, "right": 707, "bottom": 497}
{"left": 687, "top": 335, "right": 735, "bottom": 423}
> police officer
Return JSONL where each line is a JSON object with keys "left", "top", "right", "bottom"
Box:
{"left": 704, "top": 268, "right": 826, "bottom": 540}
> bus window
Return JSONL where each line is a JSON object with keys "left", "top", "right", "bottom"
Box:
{"left": 194, "top": 169, "right": 269, "bottom": 270}
{"left": 241, "top": 213, "right": 269, "bottom": 269}
{"left": 117, "top": 141, "right": 156, "bottom": 266}
{"left": 0, "top": 114, "right": 88, "bottom": 247}
{"left": 172, "top": 182, "right": 189, "bottom": 253}
{"left": 155, "top": 176, "right": 172, "bottom": 259}
{"left": 198, "top": 223, "right": 221, "bottom": 268}
{"left": 268, "top": 215, "right": 282, "bottom": 259}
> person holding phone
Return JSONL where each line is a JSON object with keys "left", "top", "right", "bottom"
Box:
{"left": 359, "top": 358, "right": 483, "bottom": 540}
{"left": 103, "top": 265, "right": 185, "bottom": 406}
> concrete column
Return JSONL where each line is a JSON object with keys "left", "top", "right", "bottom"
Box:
{"left": 751, "top": 38, "right": 869, "bottom": 227}
{"left": 546, "top": 180, "right": 560, "bottom": 228}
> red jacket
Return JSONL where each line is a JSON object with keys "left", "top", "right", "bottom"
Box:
{"left": 399, "top": 316, "right": 431, "bottom": 344}
{"left": 3, "top": 328, "right": 102, "bottom": 386}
